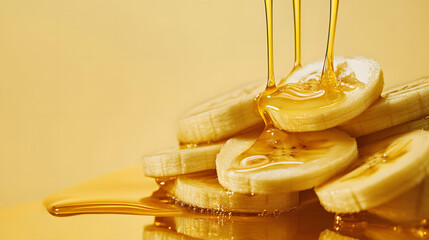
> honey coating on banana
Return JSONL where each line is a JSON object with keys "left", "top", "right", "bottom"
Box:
{"left": 236, "top": 0, "right": 344, "bottom": 173}
{"left": 230, "top": 128, "right": 333, "bottom": 173}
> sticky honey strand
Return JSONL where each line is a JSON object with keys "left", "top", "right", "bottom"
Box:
{"left": 233, "top": 0, "right": 343, "bottom": 173}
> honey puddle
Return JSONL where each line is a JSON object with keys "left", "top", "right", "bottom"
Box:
{"left": 44, "top": 166, "right": 183, "bottom": 216}
{"left": 43, "top": 166, "right": 429, "bottom": 239}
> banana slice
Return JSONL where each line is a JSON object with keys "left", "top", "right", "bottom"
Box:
{"left": 265, "top": 57, "right": 383, "bottom": 132}
{"left": 216, "top": 128, "right": 357, "bottom": 194}
{"left": 368, "top": 177, "right": 429, "bottom": 224}
{"left": 315, "top": 130, "right": 429, "bottom": 213}
{"left": 339, "top": 77, "right": 429, "bottom": 137}
{"left": 142, "top": 142, "right": 224, "bottom": 178}
{"left": 163, "top": 170, "right": 298, "bottom": 213}
{"left": 155, "top": 215, "right": 297, "bottom": 240}
{"left": 358, "top": 117, "right": 429, "bottom": 146}
{"left": 177, "top": 82, "right": 264, "bottom": 144}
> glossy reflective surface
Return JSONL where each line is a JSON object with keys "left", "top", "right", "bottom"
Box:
{"left": 1, "top": 166, "right": 424, "bottom": 239}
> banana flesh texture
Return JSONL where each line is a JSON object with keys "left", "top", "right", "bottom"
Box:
{"left": 339, "top": 77, "right": 429, "bottom": 137}
{"left": 163, "top": 170, "right": 299, "bottom": 213}
{"left": 360, "top": 117, "right": 429, "bottom": 224}
{"left": 267, "top": 57, "right": 384, "bottom": 132}
{"left": 368, "top": 175, "right": 429, "bottom": 225}
{"left": 176, "top": 82, "right": 264, "bottom": 144}
{"left": 315, "top": 130, "right": 429, "bottom": 213}
{"left": 357, "top": 117, "right": 429, "bottom": 145}
{"left": 142, "top": 142, "right": 224, "bottom": 177}
{"left": 216, "top": 128, "right": 358, "bottom": 194}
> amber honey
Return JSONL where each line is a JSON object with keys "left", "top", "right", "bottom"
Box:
{"left": 43, "top": 166, "right": 428, "bottom": 239}
{"left": 235, "top": 0, "right": 344, "bottom": 172}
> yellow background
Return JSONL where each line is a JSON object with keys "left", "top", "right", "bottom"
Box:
{"left": 0, "top": 0, "right": 428, "bottom": 208}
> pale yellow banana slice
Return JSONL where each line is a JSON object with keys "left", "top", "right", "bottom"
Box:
{"left": 163, "top": 170, "right": 298, "bottom": 213}
{"left": 357, "top": 117, "right": 429, "bottom": 145}
{"left": 339, "top": 77, "right": 429, "bottom": 137}
{"left": 265, "top": 57, "right": 383, "bottom": 132}
{"left": 142, "top": 142, "right": 224, "bottom": 178}
{"left": 166, "top": 215, "right": 297, "bottom": 240}
{"left": 177, "top": 82, "right": 264, "bottom": 144}
{"left": 368, "top": 177, "right": 429, "bottom": 224}
{"left": 356, "top": 117, "right": 429, "bottom": 223}
{"left": 315, "top": 130, "right": 429, "bottom": 213}
{"left": 216, "top": 128, "right": 357, "bottom": 194}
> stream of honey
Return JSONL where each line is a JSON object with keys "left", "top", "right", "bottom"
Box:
{"left": 231, "top": 0, "right": 342, "bottom": 173}
{"left": 42, "top": 0, "right": 428, "bottom": 239}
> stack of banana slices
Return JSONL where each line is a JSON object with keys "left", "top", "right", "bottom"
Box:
{"left": 143, "top": 56, "right": 429, "bottom": 223}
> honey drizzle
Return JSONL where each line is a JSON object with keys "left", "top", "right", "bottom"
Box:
{"left": 230, "top": 0, "right": 305, "bottom": 172}
{"left": 292, "top": 0, "right": 302, "bottom": 70}
{"left": 320, "top": 0, "right": 339, "bottom": 88}
{"left": 280, "top": 0, "right": 302, "bottom": 85}
{"left": 264, "top": 0, "right": 276, "bottom": 89}
{"left": 232, "top": 0, "right": 342, "bottom": 173}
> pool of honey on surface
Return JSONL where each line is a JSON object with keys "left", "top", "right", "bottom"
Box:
{"left": 28, "top": 166, "right": 428, "bottom": 240}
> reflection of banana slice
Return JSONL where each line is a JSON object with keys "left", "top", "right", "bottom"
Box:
{"left": 357, "top": 117, "right": 429, "bottom": 145}
{"left": 143, "top": 225, "right": 198, "bottom": 240}
{"left": 177, "top": 82, "right": 264, "bottom": 144}
{"left": 319, "top": 221, "right": 426, "bottom": 240}
{"left": 164, "top": 170, "right": 298, "bottom": 213}
{"left": 316, "top": 130, "right": 429, "bottom": 213}
{"left": 369, "top": 177, "right": 429, "bottom": 224}
{"left": 266, "top": 57, "right": 383, "bottom": 132}
{"left": 142, "top": 143, "right": 224, "bottom": 177}
{"left": 216, "top": 128, "right": 357, "bottom": 194}
{"left": 161, "top": 215, "right": 297, "bottom": 240}
{"left": 339, "top": 77, "right": 429, "bottom": 137}
{"left": 364, "top": 226, "right": 424, "bottom": 240}
{"left": 295, "top": 200, "right": 335, "bottom": 239}
{"left": 318, "top": 230, "right": 359, "bottom": 240}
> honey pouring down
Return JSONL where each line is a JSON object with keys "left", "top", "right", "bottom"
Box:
{"left": 230, "top": 0, "right": 345, "bottom": 173}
